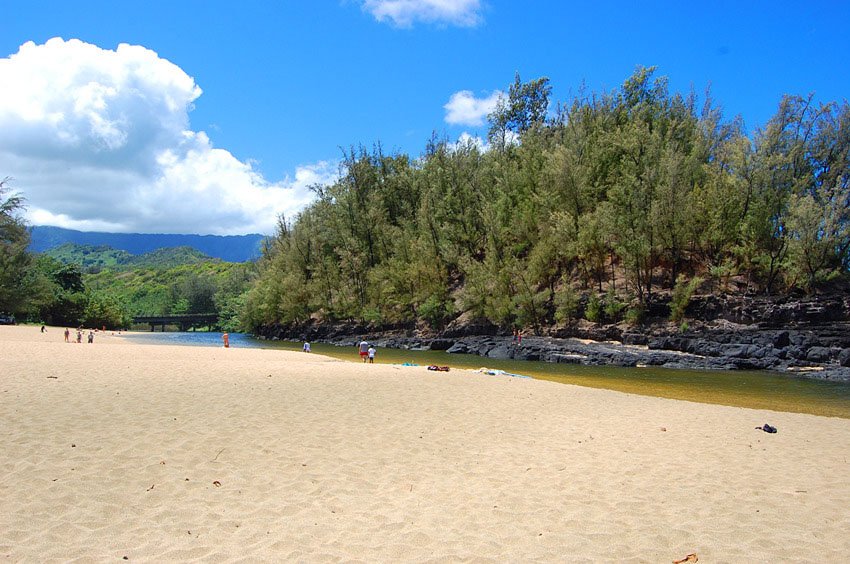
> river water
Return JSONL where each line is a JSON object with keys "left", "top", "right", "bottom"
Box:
{"left": 123, "top": 331, "right": 850, "bottom": 419}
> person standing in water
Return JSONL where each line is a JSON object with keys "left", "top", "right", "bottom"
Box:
{"left": 358, "top": 339, "right": 369, "bottom": 362}
{"left": 367, "top": 345, "right": 376, "bottom": 364}
{"left": 303, "top": 341, "right": 311, "bottom": 353}
{"left": 222, "top": 332, "right": 230, "bottom": 348}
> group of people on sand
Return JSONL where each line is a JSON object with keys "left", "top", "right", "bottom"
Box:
{"left": 358, "top": 339, "right": 377, "bottom": 363}
{"left": 299, "top": 338, "right": 376, "bottom": 363}
{"left": 62, "top": 327, "right": 95, "bottom": 344}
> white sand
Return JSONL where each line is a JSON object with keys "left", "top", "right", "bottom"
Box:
{"left": 1, "top": 325, "right": 849, "bottom": 562}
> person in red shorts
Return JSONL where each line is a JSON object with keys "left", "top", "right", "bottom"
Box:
{"left": 358, "top": 339, "right": 369, "bottom": 362}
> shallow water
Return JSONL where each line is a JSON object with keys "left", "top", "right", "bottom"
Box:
{"left": 123, "top": 331, "right": 850, "bottom": 419}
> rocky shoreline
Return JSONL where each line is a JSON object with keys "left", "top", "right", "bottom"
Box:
{"left": 255, "top": 294, "right": 850, "bottom": 382}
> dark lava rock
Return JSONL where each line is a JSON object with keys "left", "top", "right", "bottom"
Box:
{"left": 485, "top": 343, "right": 514, "bottom": 360}
{"left": 622, "top": 332, "right": 648, "bottom": 345}
{"left": 772, "top": 331, "right": 791, "bottom": 349}
{"left": 254, "top": 293, "right": 850, "bottom": 383}
{"left": 429, "top": 339, "right": 455, "bottom": 351}
{"left": 806, "top": 346, "right": 832, "bottom": 363}
{"left": 445, "top": 342, "right": 468, "bottom": 354}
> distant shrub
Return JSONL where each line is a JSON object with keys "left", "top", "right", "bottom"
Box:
{"left": 418, "top": 294, "right": 453, "bottom": 328}
{"left": 624, "top": 303, "right": 645, "bottom": 326}
{"left": 554, "top": 285, "right": 579, "bottom": 324}
{"left": 670, "top": 275, "right": 703, "bottom": 323}
{"left": 363, "top": 307, "right": 383, "bottom": 325}
{"left": 603, "top": 288, "right": 626, "bottom": 320}
{"left": 585, "top": 293, "right": 602, "bottom": 323}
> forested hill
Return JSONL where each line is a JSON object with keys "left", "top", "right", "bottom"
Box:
{"left": 29, "top": 226, "right": 265, "bottom": 262}
{"left": 244, "top": 68, "right": 850, "bottom": 336}
{"left": 44, "top": 243, "right": 217, "bottom": 271}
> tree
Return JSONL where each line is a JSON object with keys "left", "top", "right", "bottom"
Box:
{"left": 240, "top": 69, "right": 850, "bottom": 336}
{"left": 83, "top": 291, "right": 131, "bottom": 329}
{"left": 488, "top": 73, "right": 552, "bottom": 148}
{"left": 0, "top": 178, "right": 33, "bottom": 316}
{"left": 784, "top": 100, "right": 850, "bottom": 289}
{"left": 36, "top": 259, "right": 89, "bottom": 326}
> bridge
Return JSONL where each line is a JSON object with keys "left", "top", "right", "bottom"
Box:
{"left": 132, "top": 313, "right": 219, "bottom": 332}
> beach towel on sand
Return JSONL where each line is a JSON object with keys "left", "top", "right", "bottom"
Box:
{"left": 477, "top": 368, "right": 531, "bottom": 379}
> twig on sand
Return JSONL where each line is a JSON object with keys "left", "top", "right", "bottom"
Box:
{"left": 211, "top": 448, "right": 225, "bottom": 462}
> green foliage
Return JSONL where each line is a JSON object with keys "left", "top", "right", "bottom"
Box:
{"left": 418, "top": 293, "right": 454, "bottom": 329}
{"left": 553, "top": 284, "right": 579, "bottom": 325}
{"left": 87, "top": 260, "right": 252, "bottom": 321}
{"left": 45, "top": 244, "right": 133, "bottom": 271}
{"left": 0, "top": 178, "right": 33, "bottom": 316}
{"left": 216, "top": 292, "right": 247, "bottom": 332}
{"left": 670, "top": 275, "right": 703, "bottom": 323}
{"left": 45, "top": 244, "right": 215, "bottom": 272}
{"left": 129, "top": 247, "right": 216, "bottom": 269}
{"left": 241, "top": 69, "right": 850, "bottom": 335}
{"left": 624, "top": 304, "right": 645, "bottom": 326}
{"left": 488, "top": 73, "right": 552, "bottom": 147}
{"left": 362, "top": 307, "right": 383, "bottom": 326}
{"left": 35, "top": 257, "right": 90, "bottom": 326}
{"left": 603, "top": 288, "right": 626, "bottom": 321}
{"left": 83, "top": 291, "right": 131, "bottom": 329}
{"left": 2, "top": 176, "right": 252, "bottom": 329}
{"left": 585, "top": 293, "right": 602, "bottom": 323}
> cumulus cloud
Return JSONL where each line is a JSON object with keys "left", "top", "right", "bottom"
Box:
{"left": 454, "top": 132, "right": 488, "bottom": 151}
{"left": 0, "top": 38, "right": 335, "bottom": 235}
{"left": 362, "top": 0, "right": 483, "bottom": 27}
{"left": 444, "top": 89, "right": 503, "bottom": 127}
{"left": 450, "top": 130, "right": 518, "bottom": 153}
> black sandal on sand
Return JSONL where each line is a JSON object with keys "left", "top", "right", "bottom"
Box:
{"left": 756, "top": 423, "right": 777, "bottom": 433}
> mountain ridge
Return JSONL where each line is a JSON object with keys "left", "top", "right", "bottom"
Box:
{"left": 44, "top": 243, "right": 219, "bottom": 270}
{"left": 29, "top": 226, "right": 266, "bottom": 262}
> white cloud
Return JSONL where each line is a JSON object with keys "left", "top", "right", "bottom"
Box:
{"left": 451, "top": 130, "right": 518, "bottom": 153}
{"left": 0, "top": 38, "right": 336, "bottom": 235}
{"left": 444, "top": 89, "right": 503, "bottom": 126}
{"left": 454, "top": 132, "right": 488, "bottom": 151}
{"left": 362, "top": 0, "right": 483, "bottom": 27}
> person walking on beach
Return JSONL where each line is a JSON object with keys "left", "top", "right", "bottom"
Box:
{"left": 76, "top": 329, "right": 82, "bottom": 343}
{"left": 303, "top": 341, "right": 311, "bottom": 353}
{"left": 87, "top": 331, "right": 94, "bottom": 344}
{"left": 64, "top": 328, "right": 70, "bottom": 342}
{"left": 222, "top": 332, "right": 230, "bottom": 348}
{"left": 358, "top": 339, "right": 369, "bottom": 362}
{"left": 367, "top": 345, "right": 376, "bottom": 364}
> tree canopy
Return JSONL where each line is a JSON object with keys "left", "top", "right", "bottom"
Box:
{"left": 245, "top": 68, "right": 850, "bottom": 334}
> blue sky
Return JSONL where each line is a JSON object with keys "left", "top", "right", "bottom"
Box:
{"left": 2, "top": 1, "right": 848, "bottom": 235}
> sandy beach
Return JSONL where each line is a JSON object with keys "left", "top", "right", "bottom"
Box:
{"left": 1, "top": 325, "right": 849, "bottom": 562}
